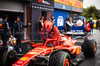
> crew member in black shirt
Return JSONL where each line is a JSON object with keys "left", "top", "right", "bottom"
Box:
{"left": 13, "top": 16, "right": 31, "bottom": 52}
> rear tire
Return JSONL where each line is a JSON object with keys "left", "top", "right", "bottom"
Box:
{"left": 48, "top": 51, "right": 71, "bottom": 66}
{"left": 82, "top": 38, "right": 97, "bottom": 57}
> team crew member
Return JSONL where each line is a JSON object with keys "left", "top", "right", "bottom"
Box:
{"left": 41, "top": 16, "right": 45, "bottom": 21}
{"left": 41, "top": 20, "right": 61, "bottom": 46}
{"left": 89, "top": 18, "right": 94, "bottom": 35}
{"left": 76, "top": 18, "right": 83, "bottom": 26}
{"left": 13, "top": 16, "right": 31, "bottom": 52}
{"left": 65, "top": 18, "right": 72, "bottom": 31}
{"left": 84, "top": 20, "right": 90, "bottom": 32}
{"left": 65, "top": 17, "right": 76, "bottom": 31}
{"left": 39, "top": 18, "right": 44, "bottom": 39}
{"left": 96, "top": 20, "right": 99, "bottom": 29}
{"left": 98, "top": 21, "right": 100, "bottom": 31}
{"left": 0, "top": 14, "right": 13, "bottom": 47}
{"left": 50, "top": 15, "right": 55, "bottom": 23}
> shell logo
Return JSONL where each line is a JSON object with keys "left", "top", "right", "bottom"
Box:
{"left": 0, "top": 24, "right": 3, "bottom": 26}
{"left": 76, "top": 47, "right": 80, "bottom": 55}
{"left": 51, "top": 48, "right": 53, "bottom": 52}
{"left": 20, "top": 57, "right": 28, "bottom": 61}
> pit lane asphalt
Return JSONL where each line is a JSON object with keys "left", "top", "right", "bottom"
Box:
{"left": 78, "top": 29, "right": 100, "bottom": 66}
{"left": 17, "top": 29, "right": 100, "bottom": 66}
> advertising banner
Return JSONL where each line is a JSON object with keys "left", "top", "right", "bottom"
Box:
{"left": 54, "top": 2, "right": 72, "bottom": 11}
{"left": 54, "top": 0, "right": 83, "bottom": 9}
{"left": 72, "top": 7, "right": 83, "bottom": 12}
{"left": 54, "top": 0, "right": 71, "bottom": 6}
{"left": 71, "top": 0, "right": 83, "bottom": 9}
{"left": 54, "top": 9, "right": 69, "bottom": 27}
{"left": 32, "top": 0, "right": 54, "bottom": 7}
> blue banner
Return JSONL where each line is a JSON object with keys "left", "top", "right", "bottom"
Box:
{"left": 71, "top": 25, "right": 85, "bottom": 32}
{"left": 54, "top": 9, "right": 69, "bottom": 27}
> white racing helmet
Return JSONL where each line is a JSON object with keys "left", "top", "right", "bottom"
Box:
{"left": 9, "top": 37, "right": 16, "bottom": 46}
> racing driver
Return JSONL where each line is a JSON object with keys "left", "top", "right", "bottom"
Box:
{"left": 41, "top": 20, "right": 61, "bottom": 46}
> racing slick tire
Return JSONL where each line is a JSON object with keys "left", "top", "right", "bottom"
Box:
{"left": 82, "top": 38, "right": 97, "bottom": 57}
{"left": 0, "top": 47, "right": 16, "bottom": 66}
{"left": 48, "top": 51, "right": 71, "bottom": 66}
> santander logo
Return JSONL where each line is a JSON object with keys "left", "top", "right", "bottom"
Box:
{"left": 38, "top": 0, "right": 50, "bottom": 5}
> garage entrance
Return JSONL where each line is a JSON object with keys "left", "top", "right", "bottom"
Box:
{"left": 42, "top": 11, "right": 47, "bottom": 20}
{"left": 0, "top": 11, "right": 23, "bottom": 40}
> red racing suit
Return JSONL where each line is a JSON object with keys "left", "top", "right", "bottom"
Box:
{"left": 41, "top": 26, "right": 61, "bottom": 45}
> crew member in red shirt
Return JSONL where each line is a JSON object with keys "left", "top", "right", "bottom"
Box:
{"left": 41, "top": 20, "right": 61, "bottom": 46}
{"left": 84, "top": 20, "right": 90, "bottom": 32}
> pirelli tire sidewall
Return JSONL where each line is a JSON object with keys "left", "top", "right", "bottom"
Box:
{"left": 0, "top": 47, "right": 15, "bottom": 66}
{"left": 82, "top": 38, "right": 97, "bottom": 57}
{"left": 48, "top": 51, "right": 71, "bottom": 66}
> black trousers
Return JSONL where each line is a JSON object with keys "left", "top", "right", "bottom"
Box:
{"left": 15, "top": 34, "right": 22, "bottom": 49}
{"left": 1, "top": 32, "right": 8, "bottom": 47}
{"left": 16, "top": 39, "right": 21, "bottom": 48}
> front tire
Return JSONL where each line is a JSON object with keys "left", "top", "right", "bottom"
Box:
{"left": 0, "top": 47, "right": 8, "bottom": 66}
{"left": 0, "top": 47, "right": 16, "bottom": 66}
{"left": 48, "top": 51, "right": 71, "bottom": 66}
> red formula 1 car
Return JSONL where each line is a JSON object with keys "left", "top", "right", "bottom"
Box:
{"left": 0, "top": 34, "right": 97, "bottom": 66}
